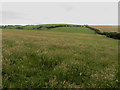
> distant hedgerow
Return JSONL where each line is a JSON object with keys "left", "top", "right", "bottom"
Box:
{"left": 85, "top": 25, "right": 120, "bottom": 40}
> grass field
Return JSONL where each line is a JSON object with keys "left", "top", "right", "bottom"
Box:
{"left": 90, "top": 26, "right": 118, "bottom": 33}
{"left": 50, "top": 27, "right": 95, "bottom": 34}
{"left": 2, "top": 27, "right": 119, "bottom": 88}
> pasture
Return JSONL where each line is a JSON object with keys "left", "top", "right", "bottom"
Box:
{"left": 2, "top": 27, "right": 118, "bottom": 88}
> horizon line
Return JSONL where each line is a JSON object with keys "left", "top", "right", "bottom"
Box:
{"left": 0, "top": 23, "right": 119, "bottom": 26}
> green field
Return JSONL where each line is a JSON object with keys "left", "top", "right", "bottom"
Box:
{"left": 2, "top": 27, "right": 118, "bottom": 88}
{"left": 50, "top": 27, "right": 95, "bottom": 34}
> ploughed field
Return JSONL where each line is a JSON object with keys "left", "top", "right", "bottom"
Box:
{"left": 2, "top": 27, "right": 118, "bottom": 88}
{"left": 90, "top": 25, "right": 118, "bottom": 33}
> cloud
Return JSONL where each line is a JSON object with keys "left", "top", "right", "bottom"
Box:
{"left": 2, "top": 10, "right": 39, "bottom": 24}
{"left": 63, "top": 5, "right": 73, "bottom": 12}
{"left": 2, "top": 2, "right": 118, "bottom": 25}
{"left": 2, "top": 10, "right": 21, "bottom": 19}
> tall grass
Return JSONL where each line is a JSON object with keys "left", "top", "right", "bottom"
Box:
{"left": 2, "top": 27, "right": 118, "bottom": 88}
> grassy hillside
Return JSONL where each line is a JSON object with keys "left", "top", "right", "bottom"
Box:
{"left": 2, "top": 27, "right": 118, "bottom": 88}
{"left": 2, "top": 24, "right": 85, "bottom": 30}
{"left": 2, "top": 24, "right": 120, "bottom": 40}
{"left": 49, "top": 27, "right": 95, "bottom": 34}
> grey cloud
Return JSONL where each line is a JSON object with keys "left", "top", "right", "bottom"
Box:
{"left": 2, "top": 2, "right": 118, "bottom": 25}
{"left": 2, "top": 10, "right": 21, "bottom": 19}
{"left": 2, "top": 10, "right": 39, "bottom": 24}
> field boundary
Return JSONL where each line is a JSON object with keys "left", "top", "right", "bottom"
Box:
{"left": 86, "top": 25, "right": 120, "bottom": 40}
{"left": 1, "top": 24, "right": 120, "bottom": 40}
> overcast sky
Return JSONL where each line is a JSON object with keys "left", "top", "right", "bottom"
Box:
{"left": 0, "top": 2, "right": 118, "bottom": 25}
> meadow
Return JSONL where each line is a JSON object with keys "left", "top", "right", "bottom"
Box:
{"left": 2, "top": 26, "right": 119, "bottom": 88}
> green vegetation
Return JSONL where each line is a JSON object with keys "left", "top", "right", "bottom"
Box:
{"left": 50, "top": 27, "right": 95, "bottom": 34}
{"left": 2, "top": 24, "right": 120, "bottom": 40}
{"left": 2, "top": 24, "right": 85, "bottom": 30}
{"left": 2, "top": 26, "right": 119, "bottom": 88}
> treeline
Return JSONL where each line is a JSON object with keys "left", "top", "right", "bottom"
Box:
{"left": 86, "top": 25, "right": 120, "bottom": 40}
{"left": 2, "top": 24, "right": 85, "bottom": 30}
